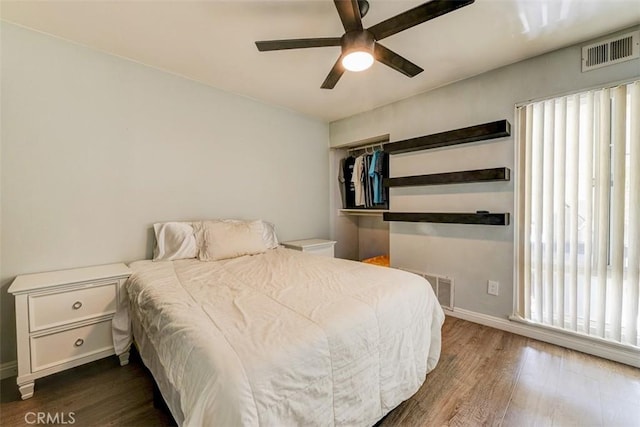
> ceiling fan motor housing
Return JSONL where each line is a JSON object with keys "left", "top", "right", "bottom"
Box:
{"left": 341, "top": 30, "right": 375, "bottom": 57}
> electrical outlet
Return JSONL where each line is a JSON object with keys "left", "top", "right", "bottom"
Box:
{"left": 488, "top": 280, "right": 499, "bottom": 296}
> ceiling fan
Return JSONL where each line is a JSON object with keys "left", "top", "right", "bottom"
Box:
{"left": 255, "top": 0, "right": 475, "bottom": 89}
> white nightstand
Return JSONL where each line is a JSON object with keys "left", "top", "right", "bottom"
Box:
{"left": 8, "top": 263, "right": 131, "bottom": 399}
{"left": 281, "top": 239, "right": 337, "bottom": 258}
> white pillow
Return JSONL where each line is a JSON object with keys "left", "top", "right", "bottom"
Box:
{"left": 262, "top": 221, "right": 279, "bottom": 249}
{"left": 152, "top": 222, "right": 198, "bottom": 261}
{"left": 199, "top": 220, "right": 267, "bottom": 261}
{"left": 199, "top": 219, "right": 279, "bottom": 249}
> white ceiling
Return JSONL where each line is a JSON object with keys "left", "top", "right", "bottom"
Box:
{"left": 2, "top": 0, "right": 639, "bottom": 122}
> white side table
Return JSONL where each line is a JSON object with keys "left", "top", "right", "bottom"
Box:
{"left": 8, "top": 263, "right": 131, "bottom": 399}
{"left": 281, "top": 239, "right": 337, "bottom": 258}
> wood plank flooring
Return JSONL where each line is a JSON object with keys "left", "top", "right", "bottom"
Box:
{"left": 379, "top": 318, "right": 640, "bottom": 427}
{"left": 2, "top": 317, "right": 639, "bottom": 426}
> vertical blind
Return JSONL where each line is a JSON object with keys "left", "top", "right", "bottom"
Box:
{"left": 516, "top": 80, "right": 639, "bottom": 348}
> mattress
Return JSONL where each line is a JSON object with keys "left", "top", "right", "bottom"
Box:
{"left": 121, "top": 247, "right": 444, "bottom": 426}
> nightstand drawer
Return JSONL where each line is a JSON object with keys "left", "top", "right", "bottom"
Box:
{"left": 305, "top": 245, "right": 335, "bottom": 257}
{"left": 30, "top": 320, "right": 114, "bottom": 372}
{"left": 29, "top": 282, "right": 117, "bottom": 332}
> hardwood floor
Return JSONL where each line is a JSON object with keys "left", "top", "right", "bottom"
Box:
{"left": 379, "top": 318, "right": 640, "bottom": 426}
{"left": 2, "top": 317, "right": 639, "bottom": 426}
{"left": 0, "top": 350, "right": 174, "bottom": 427}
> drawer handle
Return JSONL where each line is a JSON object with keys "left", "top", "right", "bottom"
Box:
{"left": 74, "top": 338, "right": 84, "bottom": 347}
{"left": 72, "top": 301, "right": 83, "bottom": 310}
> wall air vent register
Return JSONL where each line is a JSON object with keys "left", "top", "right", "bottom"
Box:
{"left": 582, "top": 30, "right": 639, "bottom": 72}
{"left": 401, "top": 268, "right": 454, "bottom": 310}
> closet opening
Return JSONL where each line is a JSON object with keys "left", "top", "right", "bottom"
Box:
{"left": 330, "top": 134, "right": 390, "bottom": 264}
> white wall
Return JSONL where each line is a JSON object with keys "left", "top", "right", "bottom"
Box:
{"left": 330, "top": 26, "right": 640, "bottom": 319}
{"left": 0, "top": 23, "right": 330, "bottom": 364}
{"left": 357, "top": 216, "right": 389, "bottom": 260}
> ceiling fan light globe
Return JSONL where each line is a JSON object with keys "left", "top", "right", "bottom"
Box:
{"left": 342, "top": 51, "right": 374, "bottom": 72}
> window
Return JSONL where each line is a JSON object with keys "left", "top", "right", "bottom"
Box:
{"left": 515, "top": 80, "right": 639, "bottom": 348}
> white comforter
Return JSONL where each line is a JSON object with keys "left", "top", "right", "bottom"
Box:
{"left": 125, "top": 247, "right": 444, "bottom": 426}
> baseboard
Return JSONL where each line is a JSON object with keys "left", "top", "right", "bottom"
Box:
{"left": 445, "top": 307, "right": 640, "bottom": 369}
{"left": 1, "top": 361, "right": 18, "bottom": 380}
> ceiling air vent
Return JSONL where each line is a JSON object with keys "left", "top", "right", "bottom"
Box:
{"left": 582, "top": 30, "right": 639, "bottom": 72}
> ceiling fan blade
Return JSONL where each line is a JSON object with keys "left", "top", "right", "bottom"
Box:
{"left": 334, "top": 0, "right": 363, "bottom": 32}
{"left": 374, "top": 43, "right": 423, "bottom": 77}
{"left": 321, "top": 56, "right": 345, "bottom": 89}
{"left": 368, "top": 0, "right": 474, "bottom": 41}
{"left": 256, "top": 38, "right": 342, "bottom": 51}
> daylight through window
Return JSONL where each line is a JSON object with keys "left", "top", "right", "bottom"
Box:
{"left": 515, "top": 80, "right": 639, "bottom": 348}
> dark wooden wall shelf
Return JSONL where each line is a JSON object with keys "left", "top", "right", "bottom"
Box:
{"left": 384, "top": 120, "right": 511, "bottom": 155}
{"left": 385, "top": 167, "right": 510, "bottom": 188}
{"left": 383, "top": 212, "right": 510, "bottom": 226}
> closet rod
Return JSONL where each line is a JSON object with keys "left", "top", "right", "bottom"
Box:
{"left": 347, "top": 142, "right": 386, "bottom": 153}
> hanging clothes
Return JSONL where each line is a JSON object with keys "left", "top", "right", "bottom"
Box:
{"left": 363, "top": 154, "right": 374, "bottom": 208}
{"left": 375, "top": 151, "right": 388, "bottom": 204}
{"left": 338, "top": 157, "right": 346, "bottom": 208}
{"left": 368, "top": 150, "right": 381, "bottom": 204}
{"left": 352, "top": 155, "right": 365, "bottom": 207}
{"left": 340, "top": 148, "right": 387, "bottom": 209}
{"left": 340, "top": 156, "right": 356, "bottom": 208}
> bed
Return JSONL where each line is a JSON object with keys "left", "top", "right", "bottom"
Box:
{"left": 115, "top": 230, "right": 444, "bottom": 426}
